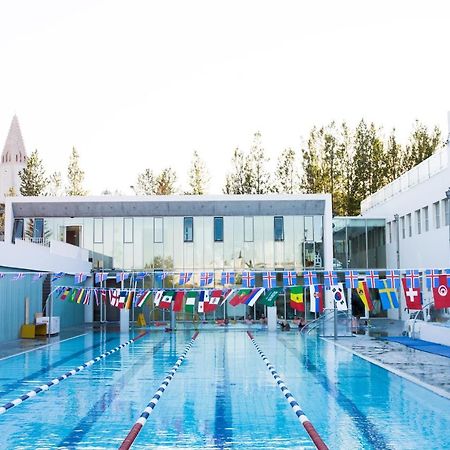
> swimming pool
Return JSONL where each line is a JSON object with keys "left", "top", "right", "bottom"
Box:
{"left": 0, "top": 328, "right": 450, "bottom": 449}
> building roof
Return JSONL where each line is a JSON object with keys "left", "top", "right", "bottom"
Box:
{"left": 7, "top": 194, "right": 329, "bottom": 218}
{"left": 1, "top": 115, "right": 27, "bottom": 164}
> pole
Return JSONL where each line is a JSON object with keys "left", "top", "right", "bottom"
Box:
{"left": 394, "top": 214, "right": 401, "bottom": 320}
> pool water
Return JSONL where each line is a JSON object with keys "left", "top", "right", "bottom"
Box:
{"left": 0, "top": 328, "right": 450, "bottom": 449}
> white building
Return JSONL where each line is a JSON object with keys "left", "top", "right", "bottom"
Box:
{"left": 0, "top": 115, "right": 27, "bottom": 198}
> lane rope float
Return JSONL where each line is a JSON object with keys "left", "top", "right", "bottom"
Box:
{"left": 0, "top": 332, "right": 148, "bottom": 416}
{"left": 246, "top": 331, "right": 329, "bottom": 450}
{"left": 119, "top": 331, "right": 199, "bottom": 450}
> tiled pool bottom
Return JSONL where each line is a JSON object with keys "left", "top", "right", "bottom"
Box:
{"left": 1, "top": 329, "right": 450, "bottom": 449}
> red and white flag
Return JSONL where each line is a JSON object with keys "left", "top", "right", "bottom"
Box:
{"left": 432, "top": 275, "right": 450, "bottom": 309}
{"left": 401, "top": 278, "right": 422, "bottom": 310}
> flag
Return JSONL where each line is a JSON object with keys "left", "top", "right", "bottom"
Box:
{"left": 221, "top": 271, "right": 235, "bottom": 285}
{"left": 329, "top": 283, "right": 347, "bottom": 311}
{"left": 94, "top": 289, "right": 99, "bottom": 306}
{"left": 401, "top": 278, "right": 422, "bottom": 310}
{"left": 404, "top": 270, "right": 421, "bottom": 288}
{"left": 74, "top": 273, "right": 88, "bottom": 284}
{"left": 260, "top": 288, "right": 282, "bottom": 307}
{"left": 323, "top": 271, "right": 338, "bottom": 288}
{"left": 159, "top": 291, "right": 175, "bottom": 310}
{"left": 364, "top": 270, "right": 379, "bottom": 289}
{"left": 12, "top": 273, "right": 25, "bottom": 281}
{"left": 125, "top": 291, "right": 134, "bottom": 309}
{"left": 32, "top": 273, "right": 45, "bottom": 282}
{"left": 95, "top": 272, "right": 108, "bottom": 283}
{"left": 83, "top": 290, "right": 91, "bottom": 305}
{"left": 135, "top": 272, "right": 147, "bottom": 281}
{"left": 309, "top": 284, "right": 324, "bottom": 313}
{"left": 153, "top": 290, "right": 165, "bottom": 307}
{"left": 207, "top": 290, "right": 222, "bottom": 312}
{"left": 110, "top": 289, "right": 120, "bottom": 307}
{"left": 179, "top": 272, "right": 192, "bottom": 285}
{"left": 229, "top": 289, "right": 252, "bottom": 306}
{"left": 344, "top": 271, "right": 359, "bottom": 289}
{"left": 245, "top": 288, "right": 265, "bottom": 306}
{"left": 51, "top": 272, "right": 64, "bottom": 282}
{"left": 432, "top": 275, "right": 450, "bottom": 309}
{"left": 303, "top": 271, "right": 318, "bottom": 287}
{"left": 185, "top": 291, "right": 197, "bottom": 313}
{"left": 290, "top": 286, "right": 304, "bottom": 311}
{"left": 385, "top": 270, "right": 401, "bottom": 288}
{"left": 241, "top": 272, "right": 255, "bottom": 288}
{"left": 60, "top": 287, "right": 72, "bottom": 300}
{"left": 172, "top": 291, "right": 185, "bottom": 312}
{"left": 425, "top": 269, "right": 441, "bottom": 289}
{"left": 101, "top": 289, "right": 107, "bottom": 303}
{"left": 116, "top": 272, "right": 130, "bottom": 283}
{"left": 118, "top": 290, "right": 128, "bottom": 309}
{"left": 283, "top": 271, "right": 296, "bottom": 286}
{"left": 356, "top": 280, "right": 373, "bottom": 311}
{"left": 154, "top": 272, "right": 167, "bottom": 284}
{"left": 76, "top": 289, "right": 85, "bottom": 304}
{"left": 136, "top": 290, "right": 152, "bottom": 307}
{"left": 198, "top": 290, "right": 209, "bottom": 313}
{"left": 262, "top": 272, "right": 277, "bottom": 289}
{"left": 220, "top": 289, "right": 235, "bottom": 306}
{"left": 376, "top": 279, "right": 399, "bottom": 309}
{"left": 200, "top": 272, "right": 214, "bottom": 287}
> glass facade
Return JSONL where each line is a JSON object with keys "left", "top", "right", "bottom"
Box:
{"left": 26, "top": 214, "right": 325, "bottom": 273}
{"left": 332, "top": 217, "right": 386, "bottom": 269}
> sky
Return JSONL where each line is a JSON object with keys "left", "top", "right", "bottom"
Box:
{"left": 1, "top": 0, "right": 450, "bottom": 195}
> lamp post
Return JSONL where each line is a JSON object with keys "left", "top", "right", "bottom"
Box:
{"left": 394, "top": 214, "right": 400, "bottom": 269}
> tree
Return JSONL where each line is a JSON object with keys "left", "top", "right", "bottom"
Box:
{"left": 47, "top": 171, "right": 63, "bottom": 196}
{"left": 246, "top": 131, "right": 272, "bottom": 194}
{"left": 274, "top": 148, "right": 298, "bottom": 194}
{"left": 18, "top": 149, "right": 48, "bottom": 196}
{"left": 404, "top": 121, "right": 442, "bottom": 171}
{"left": 223, "top": 147, "right": 248, "bottom": 194}
{"left": 66, "top": 147, "right": 87, "bottom": 196}
{"left": 384, "top": 129, "right": 404, "bottom": 183}
{"left": 186, "top": 150, "right": 209, "bottom": 195}
{"left": 155, "top": 168, "right": 177, "bottom": 195}
{"left": 135, "top": 169, "right": 156, "bottom": 195}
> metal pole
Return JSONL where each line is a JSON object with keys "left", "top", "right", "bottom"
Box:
{"left": 333, "top": 295, "right": 337, "bottom": 340}
{"left": 394, "top": 214, "right": 401, "bottom": 320}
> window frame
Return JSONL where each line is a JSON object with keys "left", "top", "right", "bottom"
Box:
{"left": 183, "top": 216, "right": 194, "bottom": 242}
{"left": 274, "top": 216, "right": 284, "bottom": 242}
{"left": 213, "top": 216, "right": 224, "bottom": 242}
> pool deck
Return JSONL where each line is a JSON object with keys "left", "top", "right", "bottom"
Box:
{"left": 2, "top": 321, "right": 450, "bottom": 401}
{"left": 327, "top": 324, "right": 450, "bottom": 400}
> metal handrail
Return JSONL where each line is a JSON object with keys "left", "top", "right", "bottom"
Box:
{"left": 302, "top": 309, "right": 334, "bottom": 335}
{"left": 409, "top": 300, "right": 433, "bottom": 339}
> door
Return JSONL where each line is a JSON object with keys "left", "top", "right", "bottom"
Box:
{"left": 65, "top": 226, "right": 81, "bottom": 246}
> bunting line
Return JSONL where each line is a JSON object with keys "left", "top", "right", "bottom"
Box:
{"left": 0, "top": 332, "right": 148, "bottom": 416}
{"left": 246, "top": 331, "right": 328, "bottom": 450}
{"left": 119, "top": 331, "right": 200, "bottom": 450}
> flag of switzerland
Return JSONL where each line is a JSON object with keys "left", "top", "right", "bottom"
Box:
{"left": 433, "top": 275, "right": 450, "bottom": 309}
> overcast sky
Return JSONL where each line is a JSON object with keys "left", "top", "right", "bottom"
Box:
{"left": 1, "top": 0, "right": 449, "bottom": 195}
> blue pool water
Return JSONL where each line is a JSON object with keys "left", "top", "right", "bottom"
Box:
{"left": 1, "top": 328, "right": 450, "bottom": 449}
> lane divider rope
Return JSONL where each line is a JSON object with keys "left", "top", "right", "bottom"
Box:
{"left": 119, "top": 331, "right": 199, "bottom": 450}
{"left": 0, "top": 332, "right": 148, "bottom": 416}
{"left": 246, "top": 331, "right": 329, "bottom": 450}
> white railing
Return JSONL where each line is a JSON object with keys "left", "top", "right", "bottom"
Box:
{"left": 361, "top": 146, "right": 449, "bottom": 212}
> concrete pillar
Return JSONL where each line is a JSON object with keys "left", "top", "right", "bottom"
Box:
{"left": 267, "top": 306, "right": 277, "bottom": 332}
{"left": 120, "top": 309, "right": 129, "bottom": 333}
{"left": 84, "top": 301, "right": 94, "bottom": 323}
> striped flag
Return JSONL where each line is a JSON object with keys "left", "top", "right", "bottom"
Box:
{"left": 245, "top": 288, "right": 265, "bottom": 306}
{"left": 309, "top": 285, "right": 324, "bottom": 313}
{"left": 159, "top": 291, "right": 175, "bottom": 310}
{"left": 290, "top": 286, "right": 304, "bottom": 311}
{"left": 229, "top": 289, "right": 252, "bottom": 307}
{"left": 83, "top": 290, "right": 91, "bottom": 305}
{"left": 206, "top": 290, "right": 222, "bottom": 312}
{"left": 172, "top": 291, "right": 185, "bottom": 312}
{"left": 60, "top": 287, "right": 72, "bottom": 300}
{"left": 356, "top": 280, "right": 373, "bottom": 311}
{"left": 118, "top": 291, "right": 128, "bottom": 309}
{"left": 125, "top": 291, "right": 135, "bottom": 309}
{"left": 185, "top": 291, "right": 197, "bottom": 313}
{"left": 136, "top": 290, "right": 152, "bottom": 307}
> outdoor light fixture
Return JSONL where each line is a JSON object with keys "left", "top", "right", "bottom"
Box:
{"left": 446, "top": 187, "right": 450, "bottom": 200}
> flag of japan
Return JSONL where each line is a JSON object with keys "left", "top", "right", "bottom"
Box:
{"left": 432, "top": 275, "right": 450, "bottom": 309}
{"left": 401, "top": 278, "right": 422, "bottom": 310}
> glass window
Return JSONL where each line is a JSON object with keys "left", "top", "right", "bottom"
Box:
{"left": 434, "top": 202, "right": 440, "bottom": 229}
{"left": 444, "top": 199, "right": 449, "bottom": 226}
{"left": 400, "top": 216, "right": 405, "bottom": 239}
{"left": 244, "top": 216, "right": 253, "bottom": 242}
{"left": 33, "top": 218, "right": 44, "bottom": 241}
{"left": 423, "top": 206, "right": 429, "bottom": 232}
{"left": 154, "top": 217, "right": 163, "bottom": 243}
{"left": 274, "top": 216, "right": 284, "bottom": 241}
{"left": 407, "top": 213, "right": 412, "bottom": 237}
{"left": 13, "top": 218, "right": 24, "bottom": 242}
{"left": 94, "top": 218, "right": 103, "bottom": 243}
{"left": 415, "top": 209, "right": 421, "bottom": 234}
{"left": 123, "top": 217, "right": 133, "bottom": 243}
{"left": 184, "top": 217, "right": 193, "bottom": 242}
{"left": 214, "top": 217, "right": 224, "bottom": 242}
{"left": 387, "top": 222, "right": 392, "bottom": 243}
